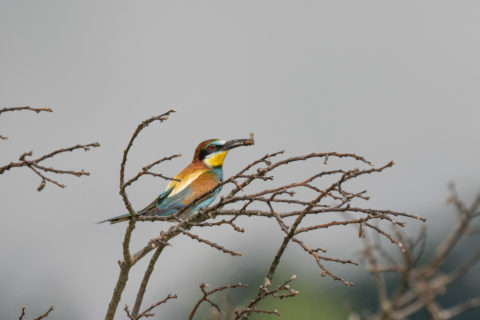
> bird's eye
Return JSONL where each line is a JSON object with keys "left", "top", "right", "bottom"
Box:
{"left": 208, "top": 145, "right": 216, "bottom": 151}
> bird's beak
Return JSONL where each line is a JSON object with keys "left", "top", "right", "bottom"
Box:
{"left": 223, "top": 138, "right": 254, "bottom": 151}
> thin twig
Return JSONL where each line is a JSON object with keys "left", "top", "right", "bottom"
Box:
{"left": 125, "top": 294, "right": 177, "bottom": 320}
{"left": 189, "top": 282, "right": 247, "bottom": 320}
{"left": 0, "top": 106, "right": 52, "bottom": 114}
{"left": 0, "top": 143, "right": 100, "bottom": 191}
{"left": 32, "top": 306, "right": 55, "bottom": 320}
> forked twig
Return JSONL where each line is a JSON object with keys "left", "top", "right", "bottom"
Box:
{"left": 0, "top": 106, "right": 99, "bottom": 191}
{"left": 189, "top": 282, "right": 247, "bottom": 320}
{"left": 124, "top": 294, "right": 177, "bottom": 320}
{"left": 18, "top": 305, "right": 55, "bottom": 320}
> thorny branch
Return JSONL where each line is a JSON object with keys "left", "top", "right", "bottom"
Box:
{"left": 104, "top": 111, "right": 425, "bottom": 320}
{"left": 353, "top": 185, "right": 480, "bottom": 320}
{"left": 0, "top": 106, "right": 100, "bottom": 191}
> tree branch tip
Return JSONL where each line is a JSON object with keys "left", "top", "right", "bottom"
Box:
{"left": 19, "top": 151, "right": 33, "bottom": 161}
{"left": 40, "top": 106, "right": 52, "bottom": 112}
{"left": 37, "top": 180, "right": 46, "bottom": 191}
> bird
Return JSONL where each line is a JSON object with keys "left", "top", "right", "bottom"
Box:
{"left": 99, "top": 138, "right": 253, "bottom": 224}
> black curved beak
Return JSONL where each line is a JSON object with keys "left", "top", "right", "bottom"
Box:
{"left": 223, "top": 138, "right": 254, "bottom": 151}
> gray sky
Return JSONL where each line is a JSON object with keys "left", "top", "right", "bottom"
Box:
{"left": 1, "top": 1, "right": 479, "bottom": 319}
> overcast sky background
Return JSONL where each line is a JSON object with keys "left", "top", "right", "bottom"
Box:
{"left": 1, "top": 1, "right": 479, "bottom": 319}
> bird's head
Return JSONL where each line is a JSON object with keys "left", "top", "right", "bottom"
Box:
{"left": 194, "top": 138, "right": 253, "bottom": 168}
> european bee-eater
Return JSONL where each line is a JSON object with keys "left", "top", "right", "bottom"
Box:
{"left": 100, "top": 138, "right": 252, "bottom": 224}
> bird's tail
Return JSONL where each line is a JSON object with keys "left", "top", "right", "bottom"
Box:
{"left": 98, "top": 187, "right": 175, "bottom": 224}
{"left": 97, "top": 213, "right": 132, "bottom": 224}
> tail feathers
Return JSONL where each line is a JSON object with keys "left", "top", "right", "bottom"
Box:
{"left": 97, "top": 213, "right": 132, "bottom": 224}
{"left": 98, "top": 187, "right": 175, "bottom": 224}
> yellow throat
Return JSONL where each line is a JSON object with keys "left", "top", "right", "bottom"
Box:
{"left": 204, "top": 151, "right": 227, "bottom": 167}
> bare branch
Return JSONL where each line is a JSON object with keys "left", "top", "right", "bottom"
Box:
{"left": 123, "top": 154, "right": 181, "bottom": 189}
{"left": 131, "top": 247, "right": 165, "bottom": 317}
{"left": 119, "top": 110, "right": 176, "bottom": 218}
{"left": 0, "top": 106, "right": 52, "bottom": 140}
{"left": 104, "top": 110, "right": 426, "bottom": 320}
{"left": 18, "top": 305, "right": 55, "bottom": 320}
{"left": 0, "top": 142, "right": 100, "bottom": 191}
{"left": 189, "top": 282, "right": 247, "bottom": 320}
{"left": 18, "top": 306, "right": 27, "bottom": 320}
{"left": 179, "top": 228, "right": 242, "bottom": 256}
{"left": 0, "top": 106, "right": 99, "bottom": 191}
{"left": 441, "top": 296, "right": 480, "bottom": 319}
{"left": 125, "top": 294, "right": 177, "bottom": 320}
{"left": 32, "top": 306, "right": 55, "bottom": 320}
{"left": 0, "top": 106, "right": 52, "bottom": 114}
{"left": 106, "top": 110, "right": 177, "bottom": 320}
{"left": 356, "top": 186, "right": 480, "bottom": 320}
{"left": 233, "top": 275, "right": 299, "bottom": 320}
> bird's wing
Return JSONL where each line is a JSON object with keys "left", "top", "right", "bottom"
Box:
{"left": 142, "top": 170, "right": 221, "bottom": 217}
{"left": 166, "top": 164, "right": 210, "bottom": 196}
{"left": 137, "top": 186, "right": 174, "bottom": 215}
{"left": 182, "top": 170, "right": 222, "bottom": 204}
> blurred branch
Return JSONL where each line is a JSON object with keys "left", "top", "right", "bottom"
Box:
{"left": 356, "top": 185, "right": 480, "bottom": 320}
{"left": 441, "top": 297, "right": 480, "bottom": 319}
{"left": 18, "top": 306, "right": 26, "bottom": 320}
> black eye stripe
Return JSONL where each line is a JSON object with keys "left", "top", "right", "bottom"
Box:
{"left": 207, "top": 144, "right": 222, "bottom": 152}
{"left": 199, "top": 144, "right": 222, "bottom": 160}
